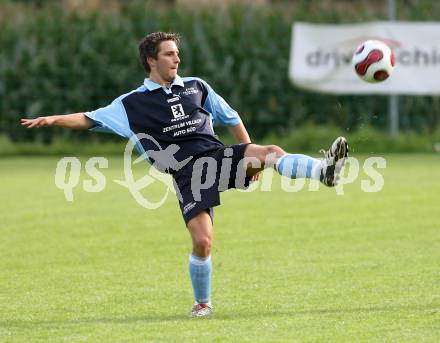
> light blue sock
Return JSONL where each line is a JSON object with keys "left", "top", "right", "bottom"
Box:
{"left": 275, "top": 154, "right": 321, "bottom": 180}
{"left": 189, "top": 254, "right": 212, "bottom": 304}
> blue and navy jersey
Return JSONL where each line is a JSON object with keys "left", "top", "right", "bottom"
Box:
{"left": 84, "top": 76, "right": 241, "bottom": 172}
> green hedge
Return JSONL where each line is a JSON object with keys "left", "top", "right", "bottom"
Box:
{"left": 1, "top": 1, "right": 439, "bottom": 147}
{"left": 261, "top": 124, "right": 440, "bottom": 154}
{"left": 2, "top": 124, "right": 439, "bottom": 156}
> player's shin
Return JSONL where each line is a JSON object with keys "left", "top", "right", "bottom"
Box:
{"left": 275, "top": 154, "right": 321, "bottom": 180}
{"left": 189, "top": 254, "right": 212, "bottom": 305}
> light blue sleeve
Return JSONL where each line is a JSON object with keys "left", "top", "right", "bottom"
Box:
{"left": 84, "top": 98, "right": 133, "bottom": 138}
{"left": 201, "top": 80, "right": 241, "bottom": 127}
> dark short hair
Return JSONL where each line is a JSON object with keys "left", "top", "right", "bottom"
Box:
{"left": 138, "top": 32, "right": 180, "bottom": 73}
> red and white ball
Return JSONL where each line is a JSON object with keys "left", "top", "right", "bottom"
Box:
{"left": 352, "top": 40, "right": 396, "bottom": 83}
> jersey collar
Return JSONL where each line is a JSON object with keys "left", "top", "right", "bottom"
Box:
{"left": 143, "top": 75, "right": 184, "bottom": 92}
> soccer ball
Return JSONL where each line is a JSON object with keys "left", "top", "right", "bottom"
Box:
{"left": 352, "top": 40, "right": 396, "bottom": 83}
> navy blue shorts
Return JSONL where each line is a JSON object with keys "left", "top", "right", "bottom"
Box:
{"left": 172, "top": 143, "right": 252, "bottom": 225}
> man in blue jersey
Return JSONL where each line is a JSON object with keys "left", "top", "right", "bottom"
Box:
{"left": 21, "top": 32, "right": 348, "bottom": 317}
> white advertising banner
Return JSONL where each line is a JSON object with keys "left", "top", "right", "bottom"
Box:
{"left": 289, "top": 22, "right": 440, "bottom": 95}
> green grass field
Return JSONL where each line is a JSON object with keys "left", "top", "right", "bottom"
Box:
{"left": 1, "top": 154, "right": 439, "bottom": 342}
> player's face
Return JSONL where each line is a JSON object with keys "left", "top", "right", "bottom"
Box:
{"left": 149, "top": 40, "right": 180, "bottom": 85}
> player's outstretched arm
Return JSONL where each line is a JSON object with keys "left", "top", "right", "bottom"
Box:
{"left": 20, "top": 113, "right": 93, "bottom": 130}
{"left": 228, "top": 122, "right": 251, "bottom": 144}
{"left": 229, "top": 121, "right": 263, "bottom": 181}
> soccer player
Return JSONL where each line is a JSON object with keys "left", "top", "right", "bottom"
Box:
{"left": 21, "top": 32, "right": 348, "bottom": 317}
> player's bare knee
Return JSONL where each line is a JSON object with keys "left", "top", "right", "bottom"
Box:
{"left": 193, "top": 236, "right": 212, "bottom": 255}
{"left": 264, "top": 145, "right": 285, "bottom": 159}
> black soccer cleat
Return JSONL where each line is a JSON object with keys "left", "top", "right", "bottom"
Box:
{"left": 319, "top": 136, "right": 349, "bottom": 187}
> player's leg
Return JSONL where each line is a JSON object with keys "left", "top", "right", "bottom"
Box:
{"left": 243, "top": 137, "right": 349, "bottom": 187}
{"left": 243, "top": 144, "right": 285, "bottom": 175}
{"left": 187, "top": 210, "right": 214, "bottom": 317}
{"left": 243, "top": 143, "right": 323, "bottom": 179}
{"left": 187, "top": 210, "right": 213, "bottom": 257}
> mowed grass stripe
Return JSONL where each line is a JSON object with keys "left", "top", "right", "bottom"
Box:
{"left": 0, "top": 154, "right": 439, "bottom": 342}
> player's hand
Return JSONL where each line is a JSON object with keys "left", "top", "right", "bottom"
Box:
{"left": 250, "top": 171, "right": 261, "bottom": 182}
{"left": 20, "top": 116, "right": 55, "bottom": 128}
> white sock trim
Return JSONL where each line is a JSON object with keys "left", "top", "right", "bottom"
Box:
{"left": 275, "top": 154, "right": 288, "bottom": 173}
{"left": 189, "top": 254, "right": 211, "bottom": 266}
